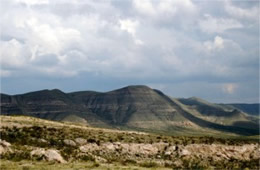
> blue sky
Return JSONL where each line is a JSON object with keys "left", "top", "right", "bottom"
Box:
{"left": 0, "top": 0, "right": 259, "bottom": 103}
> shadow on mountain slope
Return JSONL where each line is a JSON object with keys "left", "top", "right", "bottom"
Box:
{"left": 155, "top": 91, "right": 259, "bottom": 136}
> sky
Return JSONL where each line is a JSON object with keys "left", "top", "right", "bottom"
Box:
{"left": 0, "top": 0, "right": 259, "bottom": 103}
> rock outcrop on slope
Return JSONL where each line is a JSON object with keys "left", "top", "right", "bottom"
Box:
{"left": 30, "top": 148, "right": 66, "bottom": 163}
{"left": 0, "top": 115, "right": 259, "bottom": 169}
{"left": 0, "top": 139, "right": 12, "bottom": 155}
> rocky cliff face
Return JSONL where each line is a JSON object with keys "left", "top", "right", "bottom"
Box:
{"left": 0, "top": 89, "right": 99, "bottom": 123}
{"left": 71, "top": 86, "right": 187, "bottom": 128}
{"left": 1, "top": 85, "right": 259, "bottom": 135}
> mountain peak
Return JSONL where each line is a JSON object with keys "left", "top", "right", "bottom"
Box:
{"left": 187, "top": 97, "right": 211, "bottom": 105}
{"left": 109, "top": 85, "right": 152, "bottom": 94}
{"left": 50, "top": 88, "right": 63, "bottom": 92}
{"left": 123, "top": 85, "right": 151, "bottom": 90}
{"left": 22, "top": 88, "right": 64, "bottom": 95}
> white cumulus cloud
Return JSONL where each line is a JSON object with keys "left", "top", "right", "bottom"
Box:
{"left": 204, "top": 36, "right": 224, "bottom": 51}
{"left": 225, "top": 0, "right": 259, "bottom": 21}
{"left": 0, "top": 0, "right": 259, "bottom": 103}
{"left": 199, "top": 14, "right": 243, "bottom": 34}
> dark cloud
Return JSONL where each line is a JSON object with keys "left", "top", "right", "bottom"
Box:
{"left": 0, "top": 0, "right": 259, "bottom": 103}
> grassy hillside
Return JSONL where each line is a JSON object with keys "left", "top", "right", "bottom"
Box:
{"left": 0, "top": 115, "right": 259, "bottom": 170}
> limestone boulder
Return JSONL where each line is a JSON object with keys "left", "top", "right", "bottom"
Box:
{"left": 0, "top": 139, "right": 13, "bottom": 155}
{"left": 30, "top": 148, "right": 66, "bottom": 163}
{"left": 63, "top": 139, "right": 76, "bottom": 147}
{"left": 75, "top": 138, "right": 87, "bottom": 145}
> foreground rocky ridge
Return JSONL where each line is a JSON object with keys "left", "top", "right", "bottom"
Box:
{"left": 0, "top": 116, "right": 259, "bottom": 169}
{"left": 1, "top": 138, "right": 259, "bottom": 169}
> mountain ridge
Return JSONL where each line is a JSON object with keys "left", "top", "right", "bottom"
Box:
{"left": 1, "top": 85, "right": 259, "bottom": 136}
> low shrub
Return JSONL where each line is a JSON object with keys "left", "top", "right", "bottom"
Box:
{"left": 140, "top": 161, "right": 159, "bottom": 168}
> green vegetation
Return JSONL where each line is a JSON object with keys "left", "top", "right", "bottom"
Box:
{"left": 1, "top": 124, "right": 258, "bottom": 150}
{"left": 0, "top": 160, "right": 165, "bottom": 170}
{"left": 0, "top": 116, "right": 259, "bottom": 170}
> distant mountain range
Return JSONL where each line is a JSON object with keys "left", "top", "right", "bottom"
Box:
{"left": 1, "top": 85, "right": 259, "bottom": 136}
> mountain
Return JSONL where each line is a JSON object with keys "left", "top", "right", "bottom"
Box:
{"left": 177, "top": 97, "right": 259, "bottom": 131}
{"left": 69, "top": 86, "right": 189, "bottom": 130}
{"left": 221, "top": 103, "right": 259, "bottom": 116}
{"left": 1, "top": 85, "right": 259, "bottom": 136}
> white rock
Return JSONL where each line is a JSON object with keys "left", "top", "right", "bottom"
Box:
{"left": 45, "top": 149, "right": 66, "bottom": 163}
{"left": 31, "top": 148, "right": 66, "bottom": 163}
{"left": 75, "top": 138, "right": 87, "bottom": 145}
{"left": 0, "top": 140, "right": 12, "bottom": 155}
{"left": 80, "top": 143, "right": 99, "bottom": 152}
{"left": 103, "top": 143, "right": 115, "bottom": 151}
{"left": 30, "top": 148, "right": 45, "bottom": 156}
{"left": 181, "top": 149, "right": 191, "bottom": 156}
{"left": 165, "top": 151, "right": 171, "bottom": 156}
{"left": 0, "top": 140, "right": 11, "bottom": 147}
{"left": 38, "top": 139, "right": 48, "bottom": 143}
{"left": 63, "top": 139, "right": 76, "bottom": 147}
